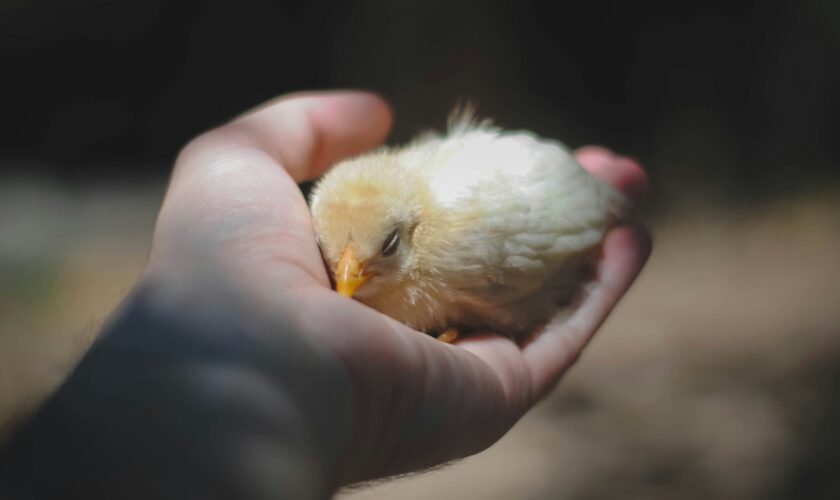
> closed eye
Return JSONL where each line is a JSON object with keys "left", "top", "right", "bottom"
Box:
{"left": 381, "top": 229, "right": 400, "bottom": 256}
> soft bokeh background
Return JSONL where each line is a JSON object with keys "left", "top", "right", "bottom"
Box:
{"left": 2, "top": 0, "right": 839, "bottom": 498}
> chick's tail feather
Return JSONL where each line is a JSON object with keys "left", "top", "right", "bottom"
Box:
{"left": 605, "top": 183, "right": 634, "bottom": 225}
{"left": 447, "top": 102, "right": 494, "bottom": 135}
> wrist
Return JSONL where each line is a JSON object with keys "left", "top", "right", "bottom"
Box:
{"left": 1, "top": 276, "right": 357, "bottom": 499}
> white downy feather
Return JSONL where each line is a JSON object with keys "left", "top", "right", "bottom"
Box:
{"left": 309, "top": 112, "right": 629, "bottom": 335}
{"left": 401, "top": 119, "right": 627, "bottom": 310}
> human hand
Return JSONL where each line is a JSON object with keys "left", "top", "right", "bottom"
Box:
{"left": 143, "top": 90, "right": 651, "bottom": 486}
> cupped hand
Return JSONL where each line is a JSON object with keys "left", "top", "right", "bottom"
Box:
{"left": 145, "top": 91, "right": 651, "bottom": 485}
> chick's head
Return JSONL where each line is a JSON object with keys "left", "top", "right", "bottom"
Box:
{"left": 309, "top": 154, "right": 426, "bottom": 300}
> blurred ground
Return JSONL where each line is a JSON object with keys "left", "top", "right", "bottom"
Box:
{"left": 1, "top": 172, "right": 839, "bottom": 498}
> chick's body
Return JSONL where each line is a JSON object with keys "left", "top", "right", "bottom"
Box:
{"left": 309, "top": 116, "right": 627, "bottom": 337}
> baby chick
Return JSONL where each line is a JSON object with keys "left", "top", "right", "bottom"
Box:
{"left": 309, "top": 111, "right": 629, "bottom": 341}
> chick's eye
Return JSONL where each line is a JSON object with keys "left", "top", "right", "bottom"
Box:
{"left": 381, "top": 229, "right": 400, "bottom": 256}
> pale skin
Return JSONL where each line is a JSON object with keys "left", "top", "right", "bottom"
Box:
{"left": 0, "top": 91, "right": 650, "bottom": 499}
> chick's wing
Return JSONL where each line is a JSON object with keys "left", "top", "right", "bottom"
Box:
{"left": 415, "top": 127, "right": 624, "bottom": 306}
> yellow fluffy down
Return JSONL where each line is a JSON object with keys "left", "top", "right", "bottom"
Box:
{"left": 309, "top": 114, "right": 627, "bottom": 337}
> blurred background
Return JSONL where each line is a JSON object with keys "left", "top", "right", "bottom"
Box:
{"left": 1, "top": 0, "right": 839, "bottom": 498}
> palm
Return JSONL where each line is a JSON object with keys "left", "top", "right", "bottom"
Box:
{"left": 148, "top": 91, "right": 650, "bottom": 482}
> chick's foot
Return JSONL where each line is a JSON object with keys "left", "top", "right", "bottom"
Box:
{"left": 437, "top": 328, "right": 459, "bottom": 343}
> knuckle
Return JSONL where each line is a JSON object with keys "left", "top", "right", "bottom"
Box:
{"left": 174, "top": 125, "right": 267, "bottom": 177}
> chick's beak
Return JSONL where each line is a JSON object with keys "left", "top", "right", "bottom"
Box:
{"left": 336, "top": 246, "right": 371, "bottom": 298}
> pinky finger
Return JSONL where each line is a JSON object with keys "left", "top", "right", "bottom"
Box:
{"left": 522, "top": 224, "right": 652, "bottom": 397}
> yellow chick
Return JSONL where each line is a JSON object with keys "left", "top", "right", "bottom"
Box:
{"left": 309, "top": 111, "right": 628, "bottom": 341}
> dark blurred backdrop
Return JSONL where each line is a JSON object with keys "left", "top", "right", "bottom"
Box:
{"left": 2, "top": 3, "right": 840, "bottom": 499}
{"left": 1, "top": 0, "right": 838, "bottom": 205}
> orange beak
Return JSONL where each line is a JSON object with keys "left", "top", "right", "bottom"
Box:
{"left": 336, "top": 246, "right": 371, "bottom": 298}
